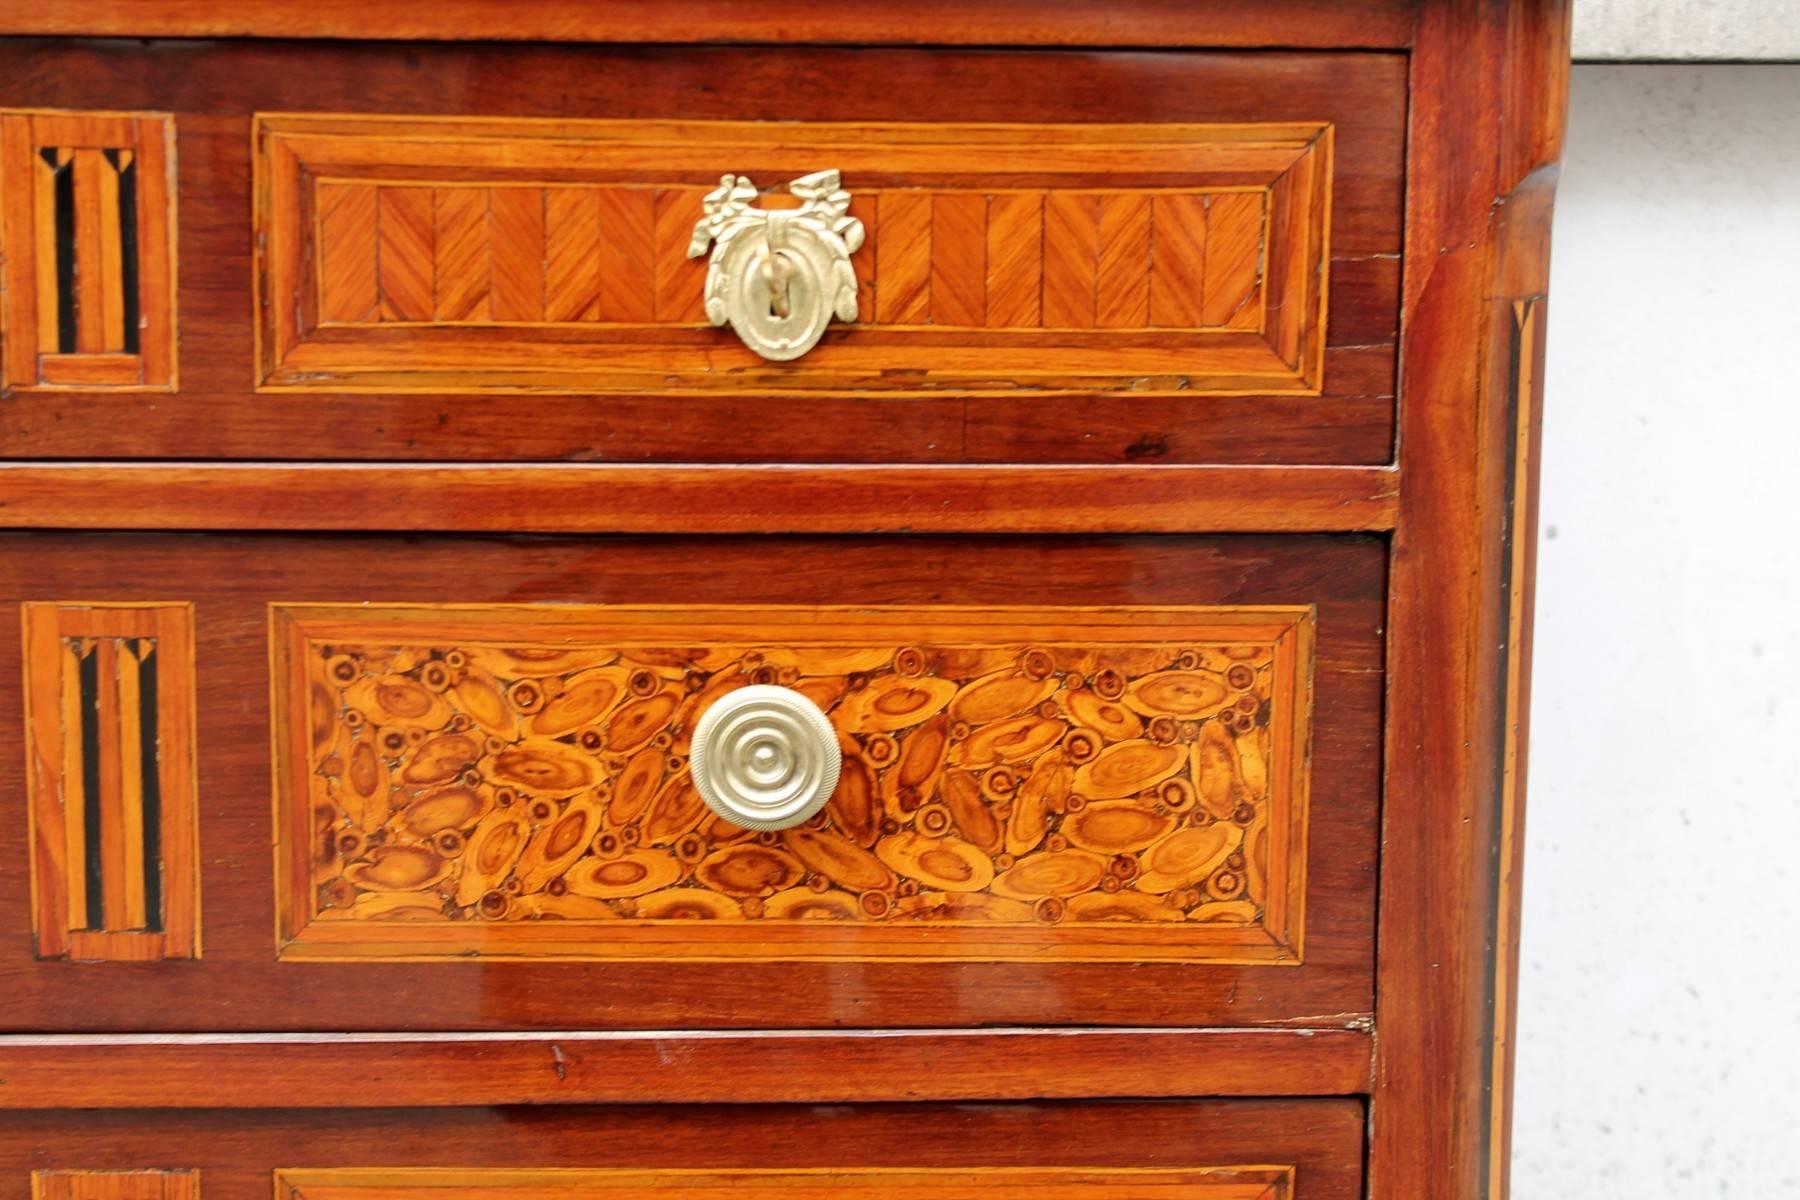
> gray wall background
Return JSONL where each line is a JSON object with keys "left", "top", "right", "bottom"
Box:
{"left": 1574, "top": 1, "right": 1800, "bottom": 58}
{"left": 1515, "top": 62, "right": 1800, "bottom": 1195}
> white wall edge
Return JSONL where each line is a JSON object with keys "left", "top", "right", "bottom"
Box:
{"left": 1573, "top": 1, "right": 1800, "bottom": 61}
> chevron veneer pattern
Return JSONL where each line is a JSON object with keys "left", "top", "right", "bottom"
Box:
{"left": 316, "top": 182, "right": 1267, "bottom": 334}
{"left": 258, "top": 115, "right": 1332, "bottom": 394}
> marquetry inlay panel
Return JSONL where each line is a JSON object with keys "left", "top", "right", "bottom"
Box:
{"left": 256, "top": 115, "right": 1332, "bottom": 394}
{"left": 0, "top": 110, "right": 178, "bottom": 391}
{"left": 34, "top": 1172, "right": 197, "bottom": 1200}
{"left": 271, "top": 605, "right": 1312, "bottom": 963}
{"left": 277, "top": 1167, "right": 1292, "bottom": 1200}
{"left": 21, "top": 603, "right": 200, "bottom": 960}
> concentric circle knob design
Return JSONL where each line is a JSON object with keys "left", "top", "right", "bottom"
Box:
{"left": 690, "top": 684, "right": 841, "bottom": 831}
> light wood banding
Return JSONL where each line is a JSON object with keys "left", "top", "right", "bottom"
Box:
{"left": 277, "top": 1168, "right": 1295, "bottom": 1200}
{"left": 257, "top": 115, "right": 1333, "bottom": 395}
{"left": 273, "top": 604, "right": 1312, "bottom": 964}
{"left": 22, "top": 602, "right": 200, "bottom": 960}
{"left": 33, "top": 1171, "right": 197, "bottom": 1200}
{"left": 0, "top": 109, "right": 177, "bottom": 391}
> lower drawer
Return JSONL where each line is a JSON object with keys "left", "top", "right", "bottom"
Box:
{"left": 0, "top": 533, "right": 1382, "bottom": 1030}
{"left": 0, "top": 1101, "right": 1364, "bottom": 1200}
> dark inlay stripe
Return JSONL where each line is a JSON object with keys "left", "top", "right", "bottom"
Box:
{"left": 111, "top": 150, "right": 141, "bottom": 356}
{"left": 137, "top": 640, "right": 163, "bottom": 931}
{"left": 42, "top": 148, "right": 76, "bottom": 354}
{"left": 76, "top": 641, "right": 104, "bottom": 928}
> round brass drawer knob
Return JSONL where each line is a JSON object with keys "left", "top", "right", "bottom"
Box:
{"left": 690, "top": 684, "right": 841, "bottom": 831}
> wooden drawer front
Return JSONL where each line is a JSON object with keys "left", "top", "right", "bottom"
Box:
{"left": 259, "top": 114, "right": 1331, "bottom": 396}
{"left": 0, "top": 41, "right": 1402, "bottom": 464}
{"left": 0, "top": 534, "right": 1380, "bottom": 1031}
{"left": 285, "top": 1168, "right": 1294, "bottom": 1200}
{"left": 0, "top": 1102, "right": 1365, "bottom": 1200}
{"left": 273, "top": 604, "right": 1310, "bottom": 964}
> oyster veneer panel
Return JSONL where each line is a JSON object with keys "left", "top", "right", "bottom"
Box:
{"left": 272, "top": 604, "right": 1313, "bottom": 963}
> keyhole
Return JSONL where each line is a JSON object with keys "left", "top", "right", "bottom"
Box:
{"left": 759, "top": 246, "right": 796, "bottom": 319}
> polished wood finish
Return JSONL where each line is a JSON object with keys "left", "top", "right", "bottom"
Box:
{"left": 0, "top": 533, "right": 1381, "bottom": 1031}
{"left": 0, "top": 1029, "right": 1372, "bottom": 1108}
{"left": 259, "top": 115, "right": 1331, "bottom": 396}
{"left": 0, "top": 1102, "right": 1366, "bottom": 1200}
{"left": 272, "top": 604, "right": 1310, "bottom": 963}
{"left": 0, "top": 2, "right": 1417, "bottom": 49}
{"left": 279, "top": 1166, "right": 1298, "bottom": 1200}
{"left": 0, "top": 6, "right": 1566, "bottom": 1197}
{"left": 20, "top": 603, "right": 199, "bottom": 960}
{"left": 0, "top": 464, "right": 1400, "bottom": 534}
{"left": 0, "top": 110, "right": 176, "bottom": 391}
{"left": 1371, "top": 3, "right": 1569, "bottom": 1199}
{"left": 32, "top": 1173, "right": 195, "bottom": 1200}
{"left": 0, "top": 42, "right": 1402, "bottom": 465}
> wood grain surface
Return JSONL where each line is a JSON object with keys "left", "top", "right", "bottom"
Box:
{"left": 0, "top": 1101, "right": 1366, "bottom": 1200}
{"left": 0, "top": 533, "right": 1381, "bottom": 1031}
{"left": 0, "top": 1028, "right": 1371, "bottom": 1108}
{"left": 1370, "top": 2, "right": 1570, "bottom": 1198}
{"left": 0, "top": 1, "right": 1417, "bottom": 48}
{"left": 0, "top": 464, "right": 1400, "bottom": 534}
{"left": 31, "top": 1173, "right": 194, "bottom": 1200}
{"left": 0, "top": 41, "right": 1401, "bottom": 464}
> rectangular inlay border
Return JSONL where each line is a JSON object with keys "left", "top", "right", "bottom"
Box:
{"left": 22, "top": 602, "right": 200, "bottom": 960}
{"left": 277, "top": 1167, "right": 1292, "bottom": 1200}
{"left": 0, "top": 109, "right": 178, "bottom": 391}
{"left": 36, "top": 1172, "right": 197, "bottom": 1200}
{"left": 272, "top": 604, "right": 1313, "bottom": 964}
{"left": 255, "top": 114, "right": 1332, "bottom": 395}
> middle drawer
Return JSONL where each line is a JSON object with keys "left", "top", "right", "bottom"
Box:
{"left": 0, "top": 533, "right": 1381, "bottom": 1030}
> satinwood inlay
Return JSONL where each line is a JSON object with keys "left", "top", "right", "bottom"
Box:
{"left": 256, "top": 114, "right": 1331, "bottom": 395}
{"left": 272, "top": 604, "right": 1313, "bottom": 963}
{"left": 21, "top": 602, "right": 200, "bottom": 960}
{"left": 0, "top": 109, "right": 177, "bottom": 391}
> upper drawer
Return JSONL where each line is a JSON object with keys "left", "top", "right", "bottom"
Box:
{"left": 0, "top": 41, "right": 1403, "bottom": 464}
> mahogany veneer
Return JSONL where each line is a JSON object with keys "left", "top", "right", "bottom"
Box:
{"left": 0, "top": 4, "right": 1568, "bottom": 1199}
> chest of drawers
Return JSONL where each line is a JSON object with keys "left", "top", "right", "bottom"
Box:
{"left": 0, "top": 4, "right": 1568, "bottom": 1198}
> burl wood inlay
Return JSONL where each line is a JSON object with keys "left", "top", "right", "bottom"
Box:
{"left": 21, "top": 603, "right": 200, "bottom": 960}
{"left": 272, "top": 605, "right": 1311, "bottom": 963}
{"left": 277, "top": 1167, "right": 1292, "bottom": 1200}
{"left": 256, "top": 115, "right": 1331, "bottom": 394}
{"left": 35, "top": 1172, "right": 197, "bottom": 1200}
{"left": 0, "top": 110, "right": 177, "bottom": 390}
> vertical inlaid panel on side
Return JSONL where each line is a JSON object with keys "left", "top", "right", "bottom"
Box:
{"left": 22, "top": 603, "right": 199, "bottom": 960}
{"left": 0, "top": 109, "right": 177, "bottom": 390}
{"left": 34, "top": 1172, "right": 197, "bottom": 1200}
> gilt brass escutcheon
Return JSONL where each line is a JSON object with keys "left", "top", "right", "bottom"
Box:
{"left": 686, "top": 169, "right": 864, "bottom": 362}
